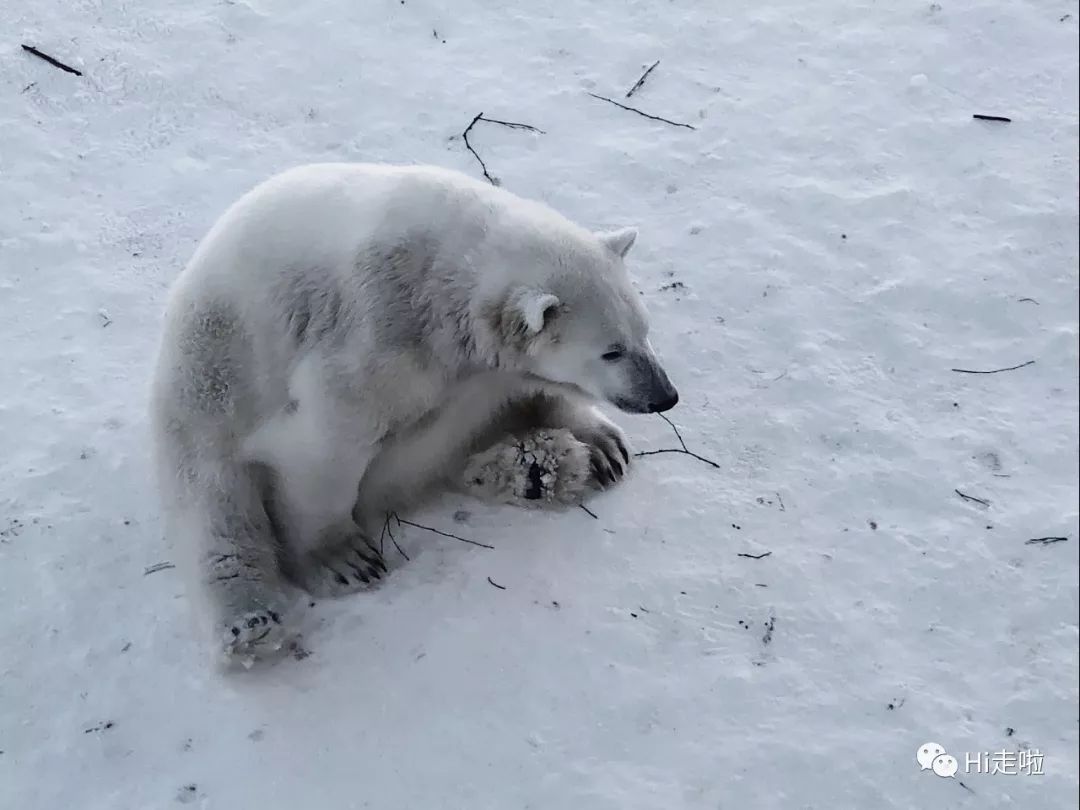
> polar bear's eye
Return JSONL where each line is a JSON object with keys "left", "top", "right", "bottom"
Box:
{"left": 601, "top": 349, "right": 625, "bottom": 362}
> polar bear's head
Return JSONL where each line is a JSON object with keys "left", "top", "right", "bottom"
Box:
{"left": 483, "top": 226, "right": 679, "bottom": 414}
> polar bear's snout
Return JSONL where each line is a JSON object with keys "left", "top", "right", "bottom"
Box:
{"left": 613, "top": 349, "right": 679, "bottom": 414}
{"left": 646, "top": 367, "right": 679, "bottom": 413}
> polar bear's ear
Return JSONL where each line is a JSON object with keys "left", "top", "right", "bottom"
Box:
{"left": 513, "top": 289, "right": 561, "bottom": 335}
{"left": 597, "top": 227, "right": 638, "bottom": 259}
{"left": 487, "top": 288, "right": 561, "bottom": 345}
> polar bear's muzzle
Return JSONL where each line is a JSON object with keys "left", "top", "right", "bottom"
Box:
{"left": 612, "top": 351, "right": 679, "bottom": 414}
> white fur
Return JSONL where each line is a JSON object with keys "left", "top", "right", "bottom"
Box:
{"left": 150, "top": 163, "right": 676, "bottom": 663}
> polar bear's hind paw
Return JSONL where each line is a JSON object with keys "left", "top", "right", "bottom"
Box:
{"left": 462, "top": 429, "right": 593, "bottom": 507}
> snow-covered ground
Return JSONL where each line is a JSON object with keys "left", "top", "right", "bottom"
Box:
{"left": 2, "top": 1, "right": 1078, "bottom": 808}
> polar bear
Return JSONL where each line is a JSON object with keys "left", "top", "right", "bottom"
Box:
{"left": 151, "top": 163, "right": 678, "bottom": 662}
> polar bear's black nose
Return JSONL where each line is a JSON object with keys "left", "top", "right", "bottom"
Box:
{"left": 648, "top": 390, "right": 679, "bottom": 413}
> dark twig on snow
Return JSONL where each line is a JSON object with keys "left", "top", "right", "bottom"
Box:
{"left": 461, "top": 112, "right": 545, "bottom": 185}
{"left": 1025, "top": 536, "right": 1069, "bottom": 546}
{"left": 633, "top": 413, "right": 721, "bottom": 469}
{"left": 396, "top": 516, "right": 495, "bottom": 549}
{"left": 143, "top": 561, "right": 175, "bottom": 576}
{"left": 579, "top": 504, "right": 599, "bottom": 520}
{"left": 737, "top": 551, "right": 773, "bottom": 560}
{"left": 626, "top": 60, "right": 660, "bottom": 98}
{"left": 658, "top": 412, "right": 688, "bottom": 452}
{"left": 586, "top": 93, "right": 696, "bottom": 130}
{"left": 634, "top": 448, "right": 721, "bottom": 468}
{"left": 462, "top": 114, "right": 495, "bottom": 184}
{"left": 382, "top": 513, "right": 410, "bottom": 561}
{"left": 973, "top": 114, "right": 1011, "bottom": 123}
{"left": 635, "top": 451, "right": 721, "bottom": 468}
{"left": 1017, "top": 297, "right": 1040, "bottom": 304}
{"left": 951, "top": 360, "right": 1035, "bottom": 374}
{"left": 486, "top": 576, "right": 506, "bottom": 590}
{"left": 21, "top": 44, "right": 83, "bottom": 76}
{"left": 955, "top": 489, "right": 991, "bottom": 507}
{"left": 474, "top": 116, "right": 545, "bottom": 133}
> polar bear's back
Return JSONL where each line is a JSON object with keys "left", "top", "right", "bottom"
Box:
{"left": 173, "top": 162, "right": 583, "bottom": 306}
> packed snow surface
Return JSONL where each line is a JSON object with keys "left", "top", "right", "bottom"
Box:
{"left": 2, "top": 1, "right": 1077, "bottom": 808}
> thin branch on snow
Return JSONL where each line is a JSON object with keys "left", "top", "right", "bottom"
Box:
{"left": 634, "top": 448, "right": 720, "bottom": 467}
{"left": 657, "top": 412, "right": 688, "bottom": 452}
{"left": 737, "top": 551, "right": 772, "bottom": 560}
{"left": 395, "top": 515, "right": 495, "bottom": 549}
{"left": 973, "top": 114, "right": 1011, "bottom": 123}
{"left": 633, "top": 413, "right": 721, "bottom": 469}
{"left": 474, "top": 115, "right": 545, "bottom": 133}
{"left": 586, "top": 93, "right": 696, "bottom": 130}
{"left": 486, "top": 576, "right": 506, "bottom": 590}
{"left": 461, "top": 112, "right": 546, "bottom": 185}
{"left": 1017, "top": 297, "right": 1040, "bottom": 305}
{"left": 21, "top": 44, "right": 82, "bottom": 76}
{"left": 143, "top": 561, "right": 175, "bottom": 575}
{"left": 955, "top": 489, "right": 990, "bottom": 507}
{"left": 951, "top": 360, "right": 1035, "bottom": 375}
{"left": 381, "top": 513, "right": 410, "bottom": 560}
{"left": 626, "top": 60, "right": 660, "bottom": 98}
{"left": 579, "top": 504, "right": 599, "bottom": 519}
{"left": 1025, "top": 536, "right": 1069, "bottom": 546}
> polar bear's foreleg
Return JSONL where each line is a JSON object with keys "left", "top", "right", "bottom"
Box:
{"left": 351, "top": 379, "right": 631, "bottom": 525}
{"left": 242, "top": 368, "right": 388, "bottom": 599}
{"left": 459, "top": 392, "right": 632, "bottom": 508}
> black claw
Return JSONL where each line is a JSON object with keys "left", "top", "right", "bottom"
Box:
{"left": 345, "top": 561, "right": 371, "bottom": 584}
{"left": 352, "top": 543, "right": 385, "bottom": 571}
{"left": 619, "top": 445, "right": 629, "bottom": 464}
{"left": 368, "top": 566, "right": 382, "bottom": 580}
{"left": 334, "top": 573, "right": 348, "bottom": 586}
{"left": 268, "top": 611, "right": 281, "bottom": 624}
{"left": 231, "top": 626, "right": 240, "bottom": 637}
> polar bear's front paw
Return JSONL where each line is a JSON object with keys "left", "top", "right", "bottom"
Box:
{"left": 462, "top": 429, "right": 592, "bottom": 507}
{"left": 298, "top": 530, "right": 388, "bottom": 598}
{"left": 571, "top": 420, "right": 631, "bottom": 489}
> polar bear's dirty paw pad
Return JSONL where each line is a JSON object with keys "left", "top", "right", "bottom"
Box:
{"left": 297, "top": 531, "right": 388, "bottom": 598}
{"left": 221, "top": 609, "right": 290, "bottom": 667}
{"left": 462, "top": 429, "right": 593, "bottom": 507}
